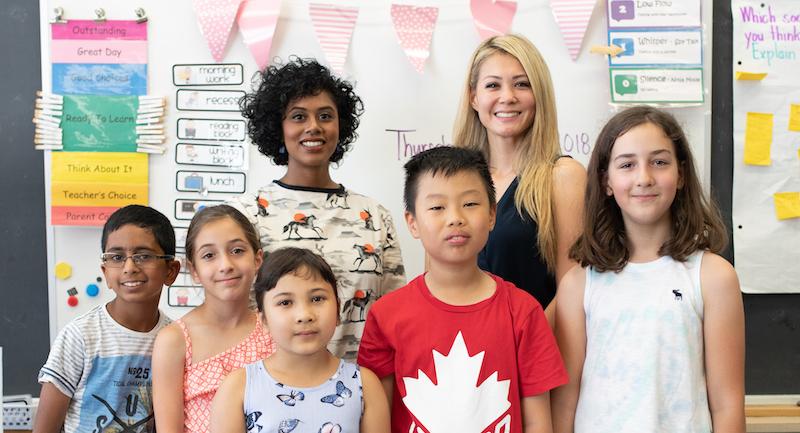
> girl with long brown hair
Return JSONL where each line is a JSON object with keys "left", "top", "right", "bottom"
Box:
{"left": 552, "top": 106, "right": 744, "bottom": 433}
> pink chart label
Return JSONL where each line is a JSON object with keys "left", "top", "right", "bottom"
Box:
{"left": 51, "top": 20, "right": 148, "bottom": 41}
{"left": 51, "top": 39, "right": 148, "bottom": 64}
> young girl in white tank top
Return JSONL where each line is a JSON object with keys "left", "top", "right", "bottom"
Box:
{"left": 551, "top": 106, "right": 745, "bottom": 433}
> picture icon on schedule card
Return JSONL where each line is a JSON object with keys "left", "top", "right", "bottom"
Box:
{"left": 610, "top": 0, "right": 635, "bottom": 21}
{"left": 615, "top": 74, "right": 638, "bottom": 95}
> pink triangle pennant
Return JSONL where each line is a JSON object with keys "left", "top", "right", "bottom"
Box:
{"left": 192, "top": 0, "right": 243, "bottom": 62}
{"left": 309, "top": 3, "right": 359, "bottom": 74}
{"left": 550, "top": 0, "right": 598, "bottom": 60}
{"left": 237, "top": 0, "right": 282, "bottom": 70}
{"left": 470, "top": 0, "right": 517, "bottom": 40}
{"left": 390, "top": 4, "right": 439, "bottom": 74}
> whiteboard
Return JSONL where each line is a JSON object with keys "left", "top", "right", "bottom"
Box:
{"left": 731, "top": 0, "right": 800, "bottom": 294}
{"left": 41, "top": 0, "right": 713, "bottom": 335}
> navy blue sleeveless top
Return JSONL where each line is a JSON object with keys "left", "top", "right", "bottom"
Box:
{"left": 478, "top": 177, "right": 556, "bottom": 307}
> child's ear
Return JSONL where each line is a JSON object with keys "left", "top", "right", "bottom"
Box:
{"left": 260, "top": 311, "right": 270, "bottom": 332}
{"left": 488, "top": 203, "right": 497, "bottom": 231}
{"left": 254, "top": 248, "right": 264, "bottom": 270}
{"left": 165, "top": 259, "right": 181, "bottom": 286}
{"left": 404, "top": 210, "right": 420, "bottom": 239}
{"left": 187, "top": 260, "right": 201, "bottom": 284}
{"left": 602, "top": 172, "right": 613, "bottom": 196}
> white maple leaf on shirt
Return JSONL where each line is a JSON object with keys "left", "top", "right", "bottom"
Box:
{"left": 402, "top": 331, "right": 511, "bottom": 433}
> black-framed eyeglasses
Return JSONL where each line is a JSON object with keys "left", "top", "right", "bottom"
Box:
{"left": 101, "top": 253, "right": 175, "bottom": 268}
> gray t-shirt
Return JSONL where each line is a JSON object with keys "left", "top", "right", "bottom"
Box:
{"left": 38, "top": 304, "right": 170, "bottom": 433}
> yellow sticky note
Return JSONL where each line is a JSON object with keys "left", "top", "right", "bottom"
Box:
{"left": 735, "top": 71, "right": 768, "bottom": 81}
{"left": 789, "top": 104, "right": 800, "bottom": 132}
{"left": 744, "top": 112, "right": 773, "bottom": 166}
{"left": 55, "top": 262, "right": 72, "bottom": 280}
{"left": 774, "top": 192, "right": 800, "bottom": 220}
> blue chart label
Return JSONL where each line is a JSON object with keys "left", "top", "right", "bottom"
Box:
{"left": 52, "top": 63, "right": 147, "bottom": 95}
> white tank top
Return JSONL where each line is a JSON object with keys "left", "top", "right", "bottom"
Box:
{"left": 574, "top": 251, "right": 712, "bottom": 433}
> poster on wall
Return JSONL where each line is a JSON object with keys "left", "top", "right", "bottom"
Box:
{"left": 51, "top": 152, "right": 148, "bottom": 226}
{"left": 51, "top": 20, "right": 148, "bottom": 95}
{"left": 607, "top": 0, "right": 704, "bottom": 104}
{"left": 732, "top": 0, "right": 800, "bottom": 293}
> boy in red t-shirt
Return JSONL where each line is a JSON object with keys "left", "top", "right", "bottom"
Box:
{"left": 358, "top": 147, "right": 567, "bottom": 433}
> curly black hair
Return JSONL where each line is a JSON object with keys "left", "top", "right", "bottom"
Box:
{"left": 240, "top": 57, "right": 364, "bottom": 165}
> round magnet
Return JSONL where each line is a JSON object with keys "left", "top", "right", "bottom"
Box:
{"left": 86, "top": 283, "right": 100, "bottom": 297}
{"left": 55, "top": 262, "right": 72, "bottom": 280}
{"left": 67, "top": 295, "right": 78, "bottom": 307}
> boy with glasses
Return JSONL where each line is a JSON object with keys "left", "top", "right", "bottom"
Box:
{"left": 35, "top": 205, "right": 180, "bottom": 433}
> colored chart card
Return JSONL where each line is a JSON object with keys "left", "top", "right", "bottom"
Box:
{"left": 176, "top": 89, "right": 245, "bottom": 111}
{"left": 609, "top": 68, "right": 704, "bottom": 103}
{"left": 52, "top": 64, "right": 147, "bottom": 95}
{"left": 173, "top": 63, "right": 243, "bottom": 86}
{"left": 51, "top": 20, "right": 148, "bottom": 96}
{"left": 61, "top": 95, "right": 139, "bottom": 152}
{"left": 608, "top": 29, "right": 703, "bottom": 67}
{"left": 51, "top": 152, "right": 148, "bottom": 226}
{"left": 607, "top": 0, "right": 701, "bottom": 28}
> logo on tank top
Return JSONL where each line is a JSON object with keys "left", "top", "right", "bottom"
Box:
{"left": 672, "top": 289, "right": 683, "bottom": 301}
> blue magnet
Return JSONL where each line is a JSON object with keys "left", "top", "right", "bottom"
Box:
{"left": 86, "top": 283, "right": 100, "bottom": 297}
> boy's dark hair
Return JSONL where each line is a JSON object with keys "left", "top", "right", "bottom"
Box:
{"left": 403, "top": 146, "right": 496, "bottom": 215}
{"left": 101, "top": 205, "right": 176, "bottom": 255}
{"left": 254, "top": 247, "right": 340, "bottom": 313}
{"left": 240, "top": 57, "right": 364, "bottom": 165}
{"left": 569, "top": 105, "right": 728, "bottom": 272}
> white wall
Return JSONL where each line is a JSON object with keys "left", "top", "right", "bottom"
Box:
{"left": 41, "top": 0, "right": 713, "bottom": 334}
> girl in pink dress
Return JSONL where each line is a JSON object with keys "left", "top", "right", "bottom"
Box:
{"left": 152, "top": 205, "right": 275, "bottom": 433}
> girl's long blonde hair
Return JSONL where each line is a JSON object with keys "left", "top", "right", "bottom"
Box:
{"left": 453, "top": 34, "right": 561, "bottom": 272}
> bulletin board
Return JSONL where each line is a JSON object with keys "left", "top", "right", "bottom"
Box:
{"left": 39, "top": 0, "right": 713, "bottom": 335}
{"left": 731, "top": 0, "right": 800, "bottom": 294}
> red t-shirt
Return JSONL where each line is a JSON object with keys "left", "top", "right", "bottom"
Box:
{"left": 358, "top": 273, "right": 568, "bottom": 433}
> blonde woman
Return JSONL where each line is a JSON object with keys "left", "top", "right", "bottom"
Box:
{"left": 454, "top": 34, "right": 586, "bottom": 323}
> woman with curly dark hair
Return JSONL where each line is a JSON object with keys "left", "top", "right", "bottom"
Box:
{"left": 228, "top": 58, "right": 406, "bottom": 360}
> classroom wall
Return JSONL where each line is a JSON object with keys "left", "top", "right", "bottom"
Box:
{"left": 0, "top": 0, "right": 50, "bottom": 395}
{"left": 0, "top": 0, "right": 796, "bottom": 397}
{"left": 711, "top": 1, "right": 800, "bottom": 394}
